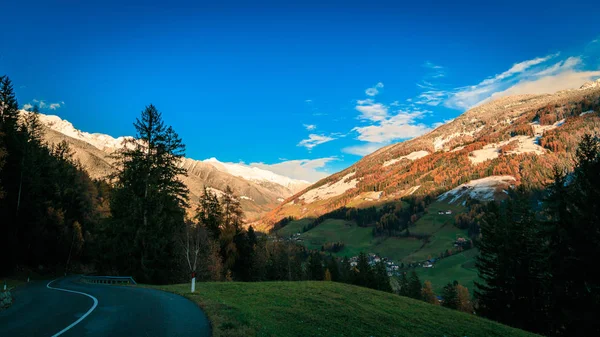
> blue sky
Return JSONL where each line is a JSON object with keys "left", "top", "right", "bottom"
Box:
{"left": 1, "top": 0, "right": 600, "bottom": 182}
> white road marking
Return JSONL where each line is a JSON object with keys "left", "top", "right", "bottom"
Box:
{"left": 46, "top": 279, "right": 99, "bottom": 337}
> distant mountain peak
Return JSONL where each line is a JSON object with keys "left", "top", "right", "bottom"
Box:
{"left": 26, "top": 110, "right": 311, "bottom": 220}
{"left": 580, "top": 79, "right": 600, "bottom": 90}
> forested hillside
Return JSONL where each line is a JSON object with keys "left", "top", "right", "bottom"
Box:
{"left": 263, "top": 84, "right": 600, "bottom": 227}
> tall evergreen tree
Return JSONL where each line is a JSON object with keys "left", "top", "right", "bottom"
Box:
{"left": 441, "top": 282, "right": 458, "bottom": 309}
{"left": 545, "top": 134, "right": 600, "bottom": 336}
{"left": 196, "top": 187, "right": 222, "bottom": 239}
{"left": 398, "top": 271, "right": 410, "bottom": 297}
{"left": 109, "top": 104, "right": 188, "bottom": 283}
{"left": 307, "top": 251, "right": 325, "bottom": 280}
{"left": 408, "top": 270, "right": 422, "bottom": 300}
{"left": 373, "top": 261, "right": 392, "bottom": 292}
{"left": 475, "top": 189, "right": 550, "bottom": 333}
{"left": 354, "top": 252, "right": 372, "bottom": 287}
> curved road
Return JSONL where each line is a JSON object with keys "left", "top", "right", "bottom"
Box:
{"left": 0, "top": 276, "right": 211, "bottom": 336}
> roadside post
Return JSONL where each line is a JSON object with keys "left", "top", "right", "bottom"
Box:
{"left": 191, "top": 271, "right": 196, "bottom": 293}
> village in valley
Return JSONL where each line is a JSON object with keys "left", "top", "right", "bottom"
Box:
{"left": 270, "top": 218, "right": 473, "bottom": 277}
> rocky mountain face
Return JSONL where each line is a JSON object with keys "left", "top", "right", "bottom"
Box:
{"left": 34, "top": 112, "right": 310, "bottom": 221}
{"left": 261, "top": 81, "right": 600, "bottom": 230}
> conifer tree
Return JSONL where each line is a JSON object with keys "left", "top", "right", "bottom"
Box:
{"left": 196, "top": 187, "right": 222, "bottom": 239}
{"left": 398, "top": 271, "right": 409, "bottom": 297}
{"left": 109, "top": 104, "right": 188, "bottom": 283}
{"left": 408, "top": 270, "right": 422, "bottom": 300}
{"left": 442, "top": 282, "right": 458, "bottom": 309}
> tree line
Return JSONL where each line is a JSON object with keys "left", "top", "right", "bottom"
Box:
{"left": 475, "top": 134, "right": 600, "bottom": 336}
{"left": 0, "top": 75, "right": 105, "bottom": 277}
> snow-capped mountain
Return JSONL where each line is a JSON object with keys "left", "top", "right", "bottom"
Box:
{"left": 203, "top": 157, "right": 309, "bottom": 191}
{"left": 32, "top": 112, "right": 311, "bottom": 220}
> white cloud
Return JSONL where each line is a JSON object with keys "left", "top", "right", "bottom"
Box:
{"left": 444, "top": 53, "right": 600, "bottom": 110}
{"left": 342, "top": 143, "right": 387, "bottom": 156}
{"left": 486, "top": 70, "right": 600, "bottom": 100}
{"left": 26, "top": 99, "right": 63, "bottom": 111}
{"left": 303, "top": 124, "right": 316, "bottom": 131}
{"left": 423, "top": 62, "right": 445, "bottom": 79}
{"left": 365, "top": 82, "right": 384, "bottom": 96}
{"left": 355, "top": 101, "right": 388, "bottom": 121}
{"left": 297, "top": 134, "right": 336, "bottom": 150}
{"left": 352, "top": 110, "right": 430, "bottom": 143}
{"left": 415, "top": 90, "right": 446, "bottom": 106}
{"left": 305, "top": 99, "right": 313, "bottom": 103}
{"left": 250, "top": 157, "right": 337, "bottom": 182}
{"left": 423, "top": 61, "right": 443, "bottom": 69}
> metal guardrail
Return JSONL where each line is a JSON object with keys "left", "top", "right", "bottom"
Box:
{"left": 81, "top": 275, "right": 137, "bottom": 285}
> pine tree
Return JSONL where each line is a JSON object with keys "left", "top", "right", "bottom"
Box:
{"left": 408, "top": 270, "right": 422, "bottom": 300}
{"left": 544, "top": 134, "right": 600, "bottom": 336}
{"left": 475, "top": 189, "right": 550, "bottom": 333}
{"left": 354, "top": 252, "right": 371, "bottom": 287}
{"left": 442, "top": 282, "right": 458, "bottom": 309}
{"left": 398, "top": 271, "right": 409, "bottom": 297}
{"left": 196, "top": 187, "right": 222, "bottom": 239}
{"left": 109, "top": 104, "right": 188, "bottom": 283}
{"left": 307, "top": 251, "right": 325, "bottom": 280}
{"left": 421, "top": 280, "right": 438, "bottom": 305}
{"left": 373, "top": 261, "right": 392, "bottom": 292}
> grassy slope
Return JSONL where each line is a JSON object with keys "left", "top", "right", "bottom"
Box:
{"left": 417, "top": 248, "right": 480, "bottom": 295}
{"left": 275, "top": 200, "right": 479, "bottom": 293}
{"left": 150, "top": 281, "right": 537, "bottom": 337}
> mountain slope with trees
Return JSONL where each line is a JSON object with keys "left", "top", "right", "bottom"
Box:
{"left": 262, "top": 83, "right": 600, "bottom": 228}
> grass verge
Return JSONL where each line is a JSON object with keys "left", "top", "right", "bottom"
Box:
{"left": 147, "top": 281, "right": 538, "bottom": 337}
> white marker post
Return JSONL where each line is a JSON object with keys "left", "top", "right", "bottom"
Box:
{"left": 3, "top": 280, "right": 6, "bottom": 291}
{"left": 191, "top": 272, "right": 196, "bottom": 293}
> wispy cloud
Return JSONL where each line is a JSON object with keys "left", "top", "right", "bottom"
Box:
{"left": 423, "top": 61, "right": 445, "bottom": 79}
{"left": 250, "top": 157, "right": 338, "bottom": 182}
{"left": 342, "top": 143, "right": 387, "bottom": 156}
{"left": 444, "top": 52, "right": 600, "bottom": 110}
{"left": 298, "top": 134, "right": 336, "bottom": 150}
{"left": 303, "top": 124, "right": 317, "bottom": 131}
{"left": 365, "top": 82, "right": 384, "bottom": 96}
{"left": 27, "top": 99, "right": 63, "bottom": 111}
{"left": 352, "top": 109, "right": 430, "bottom": 143}
{"left": 355, "top": 100, "right": 388, "bottom": 122}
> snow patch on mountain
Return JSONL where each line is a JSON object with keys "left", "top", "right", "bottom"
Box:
{"left": 580, "top": 79, "right": 600, "bottom": 90}
{"left": 203, "top": 158, "right": 310, "bottom": 192}
{"left": 438, "top": 176, "right": 516, "bottom": 204}
{"left": 300, "top": 172, "right": 358, "bottom": 203}
{"left": 382, "top": 150, "right": 430, "bottom": 167}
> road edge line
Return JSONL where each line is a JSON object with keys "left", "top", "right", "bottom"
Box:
{"left": 46, "top": 278, "right": 99, "bottom": 337}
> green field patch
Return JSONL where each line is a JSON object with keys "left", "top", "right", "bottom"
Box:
{"left": 411, "top": 200, "right": 465, "bottom": 236}
{"left": 417, "top": 249, "right": 480, "bottom": 295}
{"left": 150, "top": 281, "right": 537, "bottom": 337}
{"left": 404, "top": 225, "right": 467, "bottom": 263}
{"left": 371, "top": 237, "right": 423, "bottom": 262}
{"left": 301, "top": 219, "right": 373, "bottom": 256}
{"left": 276, "top": 218, "right": 314, "bottom": 237}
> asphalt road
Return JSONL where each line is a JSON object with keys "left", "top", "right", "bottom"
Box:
{"left": 0, "top": 276, "right": 211, "bottom": 337}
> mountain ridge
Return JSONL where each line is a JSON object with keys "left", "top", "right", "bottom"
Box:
{"left": 30, "top": 111, "right": 311, "bottom": 220}
{"left": 261, "top": 81, "right": 600, "bottom": 229}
